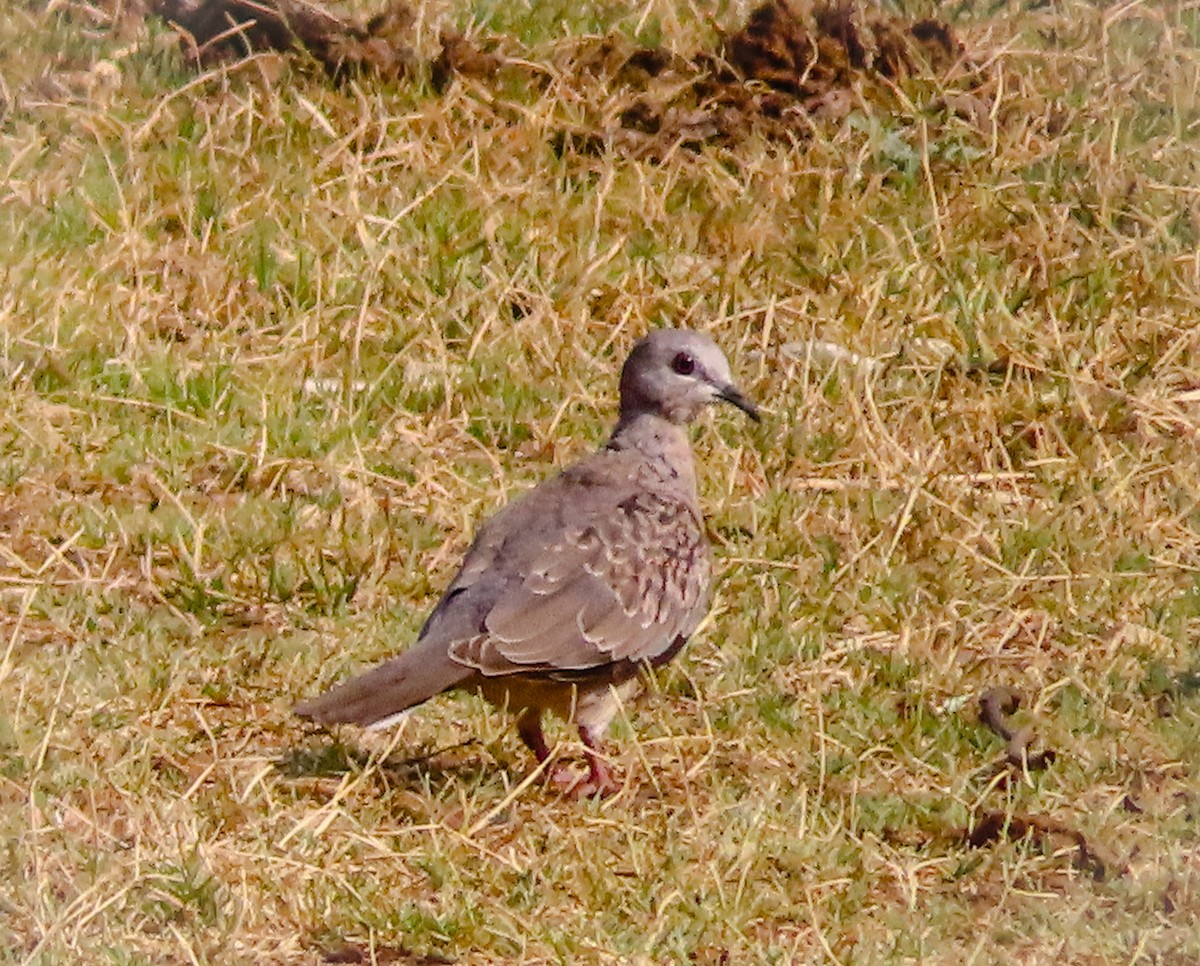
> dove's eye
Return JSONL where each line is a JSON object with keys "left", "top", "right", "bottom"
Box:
{"left": 672, "top": 352, "right": 695, "bottom": 376}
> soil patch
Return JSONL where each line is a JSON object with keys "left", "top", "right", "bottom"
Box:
{"left": 146, "top": 0, "right": 974, "bottom": 149}
{"left": 725, "top": 0, "right": 964, "bottom": 98}
{"left": 150, "top": 0, "right": 417, "bottom": 77}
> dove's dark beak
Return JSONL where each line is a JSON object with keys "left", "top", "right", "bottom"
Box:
{"left": 716, "top": 384, "right": 760, "bottom": 422}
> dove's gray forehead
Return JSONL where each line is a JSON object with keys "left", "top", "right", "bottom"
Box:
{"left": 630, "top": 329, "right": 734, "bottom": 382}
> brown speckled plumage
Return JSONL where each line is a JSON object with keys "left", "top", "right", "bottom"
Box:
{"left": 295, "top": 329, "right": 758, "bottom": 797}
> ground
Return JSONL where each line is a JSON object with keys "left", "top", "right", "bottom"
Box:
{"left": 1, "top": 0, "right": 1199, "bottom": 962}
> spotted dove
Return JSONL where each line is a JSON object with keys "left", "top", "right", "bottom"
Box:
{"left": 295, "top": 329, "right": 758, "bottom": 796}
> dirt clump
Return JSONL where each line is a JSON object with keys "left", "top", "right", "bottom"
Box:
{"left": 145, "top": 0, "right": 973, "bottom": 152}
{"left": 567, "top": 32, "right": 692, "bottom": 87}
{"left": 150, "top": 0, "right": 417, "bottom": 77}
{"left": 431, "top": 30, "right": 507, "bottom": 91}
{"left": 724, "top": 0, "right": 965, "bottom": 100}
{"left": 546, "top": 0, "right": 969, "bottom": 157}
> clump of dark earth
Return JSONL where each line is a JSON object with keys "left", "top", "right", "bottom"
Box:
{"left": 146, "top": 0, "right": 973, "bottom": 150}
{"left": 149, "top": 0, "right": 417, "bottom": 77}
{"left": 549, "top": 0, "right": 971, "bottom": 155}
{"left": 431, "top": 30, "right": 506, "bottom": 91}
{"left": 725, "top": 0, "right": 963, "bottom": 97}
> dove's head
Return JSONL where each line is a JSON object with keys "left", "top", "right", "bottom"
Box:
{"left": 618, "top": 329, "right": 759, "bottom": 426}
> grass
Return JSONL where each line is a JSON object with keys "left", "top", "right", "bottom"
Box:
{"left": 2, "top": 0, "right": 1200, "bottom": 961}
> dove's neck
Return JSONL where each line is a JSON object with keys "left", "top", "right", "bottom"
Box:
{"left": 606, "top": 412, "right": 698, "bottom": 497}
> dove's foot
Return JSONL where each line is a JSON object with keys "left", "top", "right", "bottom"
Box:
{"left": 544, "top": 759, "right": 618, "bottom": 799}
{"left": 518, "top": 709, "right": 621, "bottom": 798}
{"left": 572, "top": 727, "right": 619, "bottom": 798}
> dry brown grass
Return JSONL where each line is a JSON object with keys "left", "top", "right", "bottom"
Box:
{"left": 2, "top": 0, "right": 1200, "bottom": 962}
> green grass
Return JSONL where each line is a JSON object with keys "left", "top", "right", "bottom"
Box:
{"left": 2, "top": 0, "right": 1200, "bottom": 962}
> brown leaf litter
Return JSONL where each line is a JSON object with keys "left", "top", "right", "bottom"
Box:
{"left": 144, "top": 0, "right": 976, "bottom": 150}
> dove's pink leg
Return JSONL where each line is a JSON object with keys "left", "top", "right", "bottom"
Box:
{"left": 517, "top": 710, "right": 577, "bottom": 788}
{"left": 574, "top": 726, "right": 619, "bottom": 799}
{"left": 516, "top": 709, "right": 552, "bottom": 762}
{"left": 516, "top": 710, "right": 617, "bottom": 797}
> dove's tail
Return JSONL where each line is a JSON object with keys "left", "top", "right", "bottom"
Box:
{"left": 294, "top": 644, "right": 473, "bottom": 728}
